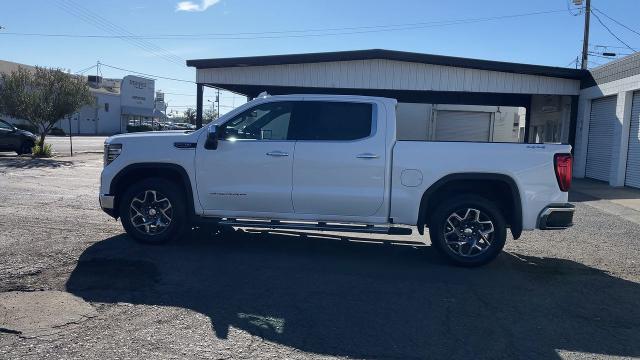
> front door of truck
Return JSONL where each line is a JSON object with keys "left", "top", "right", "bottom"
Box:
{"left": 195, "top": 100, "right": 299, "bottom": 215}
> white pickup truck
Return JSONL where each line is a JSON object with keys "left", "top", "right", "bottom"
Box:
{"left": 99, "top": 94, "right": 575, "bottom": 266}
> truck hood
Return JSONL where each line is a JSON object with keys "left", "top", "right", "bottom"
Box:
{"left": 105, "top": 130, "right": 201, "bottom": 144}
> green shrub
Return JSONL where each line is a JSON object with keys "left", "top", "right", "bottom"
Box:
{"left": 127, "top": 125, "right": 153, "bottom": 133}
{"left": 50, "top": 127, "right": 66, "bottom": 136}
{"left": 14, "top": 123, "right": 38, "bottom": 133}
{"left": 33, "top": 143, "right": 52, "bottom": 158}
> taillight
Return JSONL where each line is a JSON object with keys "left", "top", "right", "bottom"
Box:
{"left": 554, "top": 153, "right": 572, "bottom": 192}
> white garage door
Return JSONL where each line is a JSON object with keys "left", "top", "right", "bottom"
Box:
{"left": 625, "top": 91, "right": 640, "bottom": 188}
{"left": 586, "top": 96, "right": 617, "bottom": 182}
{"left": 434, "top": 111, "right": 491, "bottom": 141}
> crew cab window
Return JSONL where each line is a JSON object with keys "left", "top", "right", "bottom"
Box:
{"left": 289, "top": 101, "right": 373, "bottom": 141}
{"left": 222, "top": 102, "right": 293, "bottom": 141}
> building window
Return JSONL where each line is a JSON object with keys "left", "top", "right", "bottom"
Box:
{"left": 104, "top": 103, "right": 109, "bottom": 112}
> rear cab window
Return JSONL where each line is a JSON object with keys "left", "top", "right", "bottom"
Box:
{"left": 290, "top": 101, "right": 373, "bottom": 141}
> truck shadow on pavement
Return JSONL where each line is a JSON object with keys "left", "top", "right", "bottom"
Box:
{"left": 66, "top": 229, "right": 640, "bottom": 359}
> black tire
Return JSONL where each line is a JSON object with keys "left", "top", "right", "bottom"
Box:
{"left": 119, "top": 178, "right": 188, "bottom": 244}
{"left": 16, "top": 142, "right": 33, "bottom": 155}
{"left": 429, "top": 195, "right": 507, "bottom": 267}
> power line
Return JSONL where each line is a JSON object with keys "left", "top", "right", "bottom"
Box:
{"left": 55, "top": 0, "right": 184, "bottom": 66}
{"left": 588, "top": 52, "right": 622, "bottom": 60}
{"left": 565, "top": 56, "right": 579, "bottom": 68}
{"left": 593, "top": 7, "right": 640, "bottom": 39}
{"left": 74, "top": 64, "right": 97, "bottom": 74}
{"left": 165, "top": 8, "right": 571, "bottom": 36}
{"left": 590, "top": 44, "right": 635, "bottom": 50}
{"left": 590, "top": 10, "right": 636, "bottom": 52}
{"left": 168, "top": 104, "right": 235, "bottom": 109}
{"left": 98, "top": 63, "right": 194, "bottom": 83}
{"left": 1, "top": 8, "right": 572, "bottom": 40}
{"left": 161, "top": 92, "right": 240, "bottom": 100}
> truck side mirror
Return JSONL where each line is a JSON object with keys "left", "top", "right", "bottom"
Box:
{"left": 204, "top": 125, "right": 219, "bottom": 150}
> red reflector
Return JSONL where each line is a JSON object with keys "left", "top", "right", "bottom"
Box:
{"left": 554, "top": 153, "right": 573, "bottom": 192}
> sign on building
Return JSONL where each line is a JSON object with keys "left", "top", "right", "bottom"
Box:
{"left": 121, "top": 75, "right": 155, "bottom": 109}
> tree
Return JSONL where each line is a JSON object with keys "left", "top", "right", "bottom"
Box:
{"left": 204, "top": 108, "right": 218, "bottom": 124}
{"left": 183, "top": 108, "right": 196, "bottom": 125}
{"left": 0, "top": 66, "right": 94, "bottom": 149}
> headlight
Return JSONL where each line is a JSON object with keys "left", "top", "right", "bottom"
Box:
{"left": 104, "top": 144, "right": 122, "bottom": 166}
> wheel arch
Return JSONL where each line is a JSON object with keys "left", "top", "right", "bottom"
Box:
{"left": 416, "top": 173, "right": 523, "bottom": 239}
{"left": 109, "top": 163, "right": 195, "bottom": 220}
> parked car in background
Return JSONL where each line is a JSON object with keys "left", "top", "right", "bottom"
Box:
{"left": 99, "top": 94, "right": 575, "bottom": 267}
{"left": 0, "top": 119, "right": 36, "bottom": 155}
{"left": 173, "top": 123, "right": 192, "bottom": 130}
{"left": 160, "top": 122, "right": 175, "bottom": 130}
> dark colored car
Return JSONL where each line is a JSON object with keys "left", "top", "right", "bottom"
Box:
{"left": 0, "top": 119, "right": 37, "bottom": 155}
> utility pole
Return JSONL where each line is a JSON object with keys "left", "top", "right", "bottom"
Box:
{"left": 581, "top": 0, "right": 591, "bottom": 69}
{"left": 95, "top": 61, "right": 101, "bottom": 134}
{"left": 68, "top": 115, "right": 73, "bottom": 157}
{"left": 216, "top": 88, "right": 220, "bottom": 118}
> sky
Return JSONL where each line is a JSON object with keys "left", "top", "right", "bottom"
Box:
{"left": 1, "top": 0, "right": 639, "bottom": 115}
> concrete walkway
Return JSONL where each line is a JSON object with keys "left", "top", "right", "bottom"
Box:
{"left": 571, "top": 178, "right": 640, "bottom": 225}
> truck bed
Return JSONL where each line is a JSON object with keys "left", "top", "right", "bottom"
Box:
{"left": 390, "top": 141, "right": 571, "bottom": 230}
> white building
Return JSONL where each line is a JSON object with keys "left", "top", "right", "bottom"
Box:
{"left": 0, "top": 59, "right": 160, "bottom": 135}
{"left": 66, "top": 76, "right": 122, "bottom": 135}
{"left": 573, "top": 52, "right": 640, "bottom": 189}
{"left": 65, "top": 74, "right": 161, "bottom": 135}
{"left": 187, "top": 49, "right": 580, "bottom": 150}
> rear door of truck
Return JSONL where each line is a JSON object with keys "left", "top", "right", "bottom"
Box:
{"left": 290, "top": 99, "right": 387, "bottom": 217}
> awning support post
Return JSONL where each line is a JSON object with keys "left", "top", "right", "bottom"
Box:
{"left": 196, "top": 83, "right": 203, "bottom": 129}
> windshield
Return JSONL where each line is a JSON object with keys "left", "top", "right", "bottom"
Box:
{"left": 0, "top": 120, "right": 15, "bottom": 131}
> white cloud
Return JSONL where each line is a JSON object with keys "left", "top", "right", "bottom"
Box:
{"left": 176, "top": 0, "right": 220, "bottom": 12}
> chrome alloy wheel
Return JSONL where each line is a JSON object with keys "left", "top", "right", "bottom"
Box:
{"left": 443, "top": 208, "right": 495, "bottom": 257}
{"left": 129, "top": 190, "right": 173, "bottom": 235}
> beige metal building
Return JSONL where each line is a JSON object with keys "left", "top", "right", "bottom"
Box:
{"left": 187, "top": 49, "right": 584, "bottom": 147}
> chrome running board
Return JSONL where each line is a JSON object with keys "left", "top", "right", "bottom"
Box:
{"left": 216, "top": 218, "right": 413, "bottom": 235}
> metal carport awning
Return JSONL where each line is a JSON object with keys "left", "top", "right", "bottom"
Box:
{"left": 186, "top": 49, "right": 586, "bottom": 142}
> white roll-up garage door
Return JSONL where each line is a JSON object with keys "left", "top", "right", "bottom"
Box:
{"left": 625, "top": 91, "right": 640, "bottom": 188}
{"left": 434, "top": 111, "right": 491, "bottom": 141}
{"left": 585, "top": 96, "right": 617, "bottom": 182}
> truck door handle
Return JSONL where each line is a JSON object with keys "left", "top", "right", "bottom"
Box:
{"left": 356, "top": 153, "right": 379, "bottom": 159}
{"left": 266, "top": 151, "right": 289, "bottom": 157}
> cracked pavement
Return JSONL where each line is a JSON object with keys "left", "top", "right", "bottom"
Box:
{"left": 0, "top": 150, "right": 639, "bottom": 359}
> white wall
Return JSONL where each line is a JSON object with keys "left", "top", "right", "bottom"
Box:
{"left": 528, "top": 95, "right": 572, "bottom": 144}
{"left": 97, "top": 94, "right": 122, "bottom": 135}
{"left": 395, "top": 103, "right": 523, "bottom": 142}
{"left": 574, "top": 73, "right": 640, "bottom": 186}
{"left": 198, "top": 59, "right": 580, "bottom": 96}
{"left": 396, "top": 103, "right": 431, "bottom": 141}
{"left": 54, "top": 92, "right": 121, "bottom": 135}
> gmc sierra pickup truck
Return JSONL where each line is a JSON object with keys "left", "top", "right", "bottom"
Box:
{"left": 99, "top": 94, "right": 575, "bottom": 266}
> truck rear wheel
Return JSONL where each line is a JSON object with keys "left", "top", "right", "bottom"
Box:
{"left": 429, "top": 195, "right": 506, "bottom": 267}
{"left": 119, "top": 178, "right": 187, "bottom": 244}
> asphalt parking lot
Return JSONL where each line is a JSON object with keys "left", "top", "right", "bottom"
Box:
{"left": 0, "top": 152, "right": 639, "bottom": 359}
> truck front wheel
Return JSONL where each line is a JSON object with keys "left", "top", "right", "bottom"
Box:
{"left": 119, "top": 178, "right": 188, "bottom": 244}
{"left": 429, "top": 195, "right": 507, "bottom": 267}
